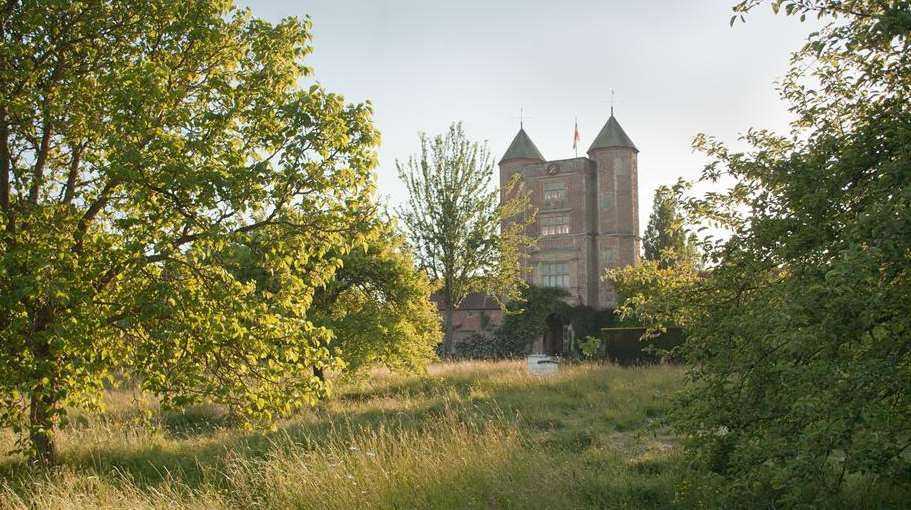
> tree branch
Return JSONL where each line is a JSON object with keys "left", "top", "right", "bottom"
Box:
{"left": 27, "top": 59, "right": 66, "bottom": 205}
{"left": 27, "top": 112, "right": 52, "bottom": 204}
{"left": 0, "top": 104, "right": 9, "bottom": 214}
{"left": 62, "top": 143, "right": 85, "bottom": 204}
{"left": 73, "top": 177, "right": 119, "bottom": 253}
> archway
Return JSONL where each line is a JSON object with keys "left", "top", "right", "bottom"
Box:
{"left": 543, "top": 314, "right": 565, "bottom": 356}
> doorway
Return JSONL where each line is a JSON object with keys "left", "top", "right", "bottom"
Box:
{"left": 544, "top": 314, "right": 564, "bottom": 355}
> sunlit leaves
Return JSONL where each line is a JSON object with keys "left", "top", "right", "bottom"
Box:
{"left": 395, "top": 123, "right": 534, "bottom": 354}
{"left": 309, "top": 220, "right": 442, "bottom": 374}
{"left": 0, "top": 0, "right": 379, "bottom": 460}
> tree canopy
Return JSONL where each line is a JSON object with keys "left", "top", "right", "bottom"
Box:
{"left": 309, "top": 219, "right": 442, "bottom": 374}
{"left": 0, "top": 0, "right": 379, "bottom": 463}
{"left": 396, "top": 122, "right": 533, "bottom": 354}
{"left": 641, "top": 185, "right": 700, "bottom": 268}
{"left": 627, "top": 1, "right": 911, "bottom": 505}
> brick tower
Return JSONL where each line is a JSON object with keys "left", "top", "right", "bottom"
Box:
{"left": 498, "top": 111, "right": 640, "bottom": 309}
{"left": 587, "top": 111, "right": 640, "bottom": 306}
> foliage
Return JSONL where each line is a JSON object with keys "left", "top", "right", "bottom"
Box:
{"left": 396, "top": 122, "right": 534, "bottom": 354}
{"left": 579, "top": 336, "right": 601, "bottom": 359}
{"left": 609, "top": 184, "right": 701, "bottom": 331}
{"left": 451, "top": 286, "right": 574, "bottom": 359}
{"left": 601, "top": 328, "right": 685, "bottom": 366}
{"left": 0, "top": 0, "right": 379, "bottom": 462}
{"left": 667, "top": 1, "right": 911, "bottom": 506}
{"left": 451, "top": 333, "right": 528, "bottom": 359}
{"left": 496, "top": 285, "right": 571, "bottom": 349}
{"left": 309, "top": 220, "right": 442, "bottom": 374}
{"left": 604, "top": 252, "right": 701, "bottom": 332}
{"left": 484, "top": 285, "right": 616, "bottom": 358}
{"left": 563, "top": 304, "right": 617, "bottom": 341}
{"left": 641, "top": 185, "right": 700, "bottom": 268}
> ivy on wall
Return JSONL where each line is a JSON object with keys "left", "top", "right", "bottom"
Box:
{"left": 453, "top": 286, "right": 618, "bottom": 358}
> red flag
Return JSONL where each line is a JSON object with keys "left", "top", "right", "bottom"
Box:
{"left": 573, "top": 119, "right": 581, "bottom": 151}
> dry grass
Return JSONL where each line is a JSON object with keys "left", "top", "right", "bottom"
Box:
{"left": 0, "top": 360, "right": 688, "bottom": 509}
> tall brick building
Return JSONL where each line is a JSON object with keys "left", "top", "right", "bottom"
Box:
{"left": 500, "top": 112, "right": 640, "bottom": 309}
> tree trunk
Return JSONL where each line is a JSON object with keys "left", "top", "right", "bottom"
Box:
{"left": 443, "top": 303, "right": 455, "bottom": 356}
{"left": 28, "top": 318, "right": 59, "bottom": 466}
{"left": 29, "top": 388, "right": 57, "bottom": 466}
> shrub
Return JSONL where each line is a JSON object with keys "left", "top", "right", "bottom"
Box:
{"left": 452, "top": 334, "right": 528, "bottom": 360}
{"left": 579, "top": 337, "right": 602, "bottom": 359}
{"left": 600, "top": 328, "right": 684, "bottom": 365}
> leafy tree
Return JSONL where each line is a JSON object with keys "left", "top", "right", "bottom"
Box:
{"left": 309, "top": 220, "right": 442, "bottom": 374}
{"left": 608, "top": 184, "right": 701, "bottom": 330}
{"left": 605, "top": 254, "right": 700, "bottom": 332}
{"left": 642, "top": 185, "right": 700, "bottom": 268}
{"left": 0, "top": 1, "right": 378, "bottom": 463}
{"left": 646, "top": 1, "right": 911, "bottom": 505}
{"left": 396, "top": 123, "right": 533, "bottom": 355}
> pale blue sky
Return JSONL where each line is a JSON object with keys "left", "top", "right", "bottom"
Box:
{"left": 240, "top": 0, "right": 814, "bottom": 234}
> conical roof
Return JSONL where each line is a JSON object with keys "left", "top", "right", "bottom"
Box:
{"left": 499, "top": 128, "right": 545, "bottom": 163}
{"left": 587, "top": 114, "right": 637, "bottom": 153}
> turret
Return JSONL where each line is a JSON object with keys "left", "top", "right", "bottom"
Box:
{"left": 588, "top": 113, "right": 640, "bottom": 306}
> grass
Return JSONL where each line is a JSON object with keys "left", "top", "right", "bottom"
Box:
{"left": 0, "top": 361, "right": 689, "bottom": 509}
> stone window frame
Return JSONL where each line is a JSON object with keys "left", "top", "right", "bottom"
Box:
{"left": 542, "top": 179, "right": 567, "bottom": 209}
{"left": 540, "top": 213, "right": 570, "bottom": 236}
{"left": 541, "top": 262, "right": 570, "bottom": 289}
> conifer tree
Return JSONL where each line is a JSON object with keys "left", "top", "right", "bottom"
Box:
{"left": 642, "top": 185, "right": 699, "bottom": 268}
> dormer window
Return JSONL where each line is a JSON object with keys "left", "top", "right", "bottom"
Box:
{"left": 541, "top": 214, "right": 570, "bottom": 235}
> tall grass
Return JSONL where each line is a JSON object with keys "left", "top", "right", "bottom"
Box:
{"left": 0, "top": 361, "right": 687, "bottom": 509}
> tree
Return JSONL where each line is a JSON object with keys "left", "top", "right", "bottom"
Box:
{"left": 604, "top": 255, "right": 700, "bottom": 332}
{"left": 309, "top": 219, "right": 442, "bottom": 374}
{"left": 642, "top": 185, "right": 699, "bottom": 268}
{"left": 0, "top": 1, "right": 379, "bottom": 464}
{"left": 608, "top": 184, "right": 702, "bottom": 329}
{"left": 661, "top": 1, "right": 911, "bottom": 505}
{"left": 396, "top": 123, "right": 533, "bottom": 355}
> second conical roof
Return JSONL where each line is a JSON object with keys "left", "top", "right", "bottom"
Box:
{"left": 588, "top": 115, "right": 637, "bottom": 153}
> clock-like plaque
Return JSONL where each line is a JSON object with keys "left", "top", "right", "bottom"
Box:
{"left": 546, "top": 162, "right": 560, "bottom": 175}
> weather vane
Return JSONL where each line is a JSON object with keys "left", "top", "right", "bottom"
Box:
{"left": 514, "top": 107, "right": 532, "bottom": 129}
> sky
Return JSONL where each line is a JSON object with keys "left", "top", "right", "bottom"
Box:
{"left": 239, "top": 0, "right": 816, "bottom": 235}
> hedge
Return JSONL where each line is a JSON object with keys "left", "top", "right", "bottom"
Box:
{"left": 599, "top": 327, "right": 684, "bottom": 365}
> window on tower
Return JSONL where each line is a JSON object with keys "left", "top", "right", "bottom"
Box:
{"left": 542, "top": 180, "right": 567, "bottom": 209}
{"left": 541, "top": 262, "right": 570, "bottom": 288}
{"left": 613, "top": 154, "right": 628, "bottom": 176}
{"left": 540, "top": 214, "right": 570, "bottom": 235}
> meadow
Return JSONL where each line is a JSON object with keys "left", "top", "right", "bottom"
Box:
{"left": 0, "top": 361, "right": 690, "bottom": 509}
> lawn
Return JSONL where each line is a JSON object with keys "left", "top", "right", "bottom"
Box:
{"left": 0, "top": 361, "right": 689, "bottom": 509}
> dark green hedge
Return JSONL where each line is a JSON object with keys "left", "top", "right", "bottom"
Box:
{"left": 452, "top": 333, "right": 527, "bottom": 359}
{"left": 599, "top": 327, "right": 684, "bottom": 365}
